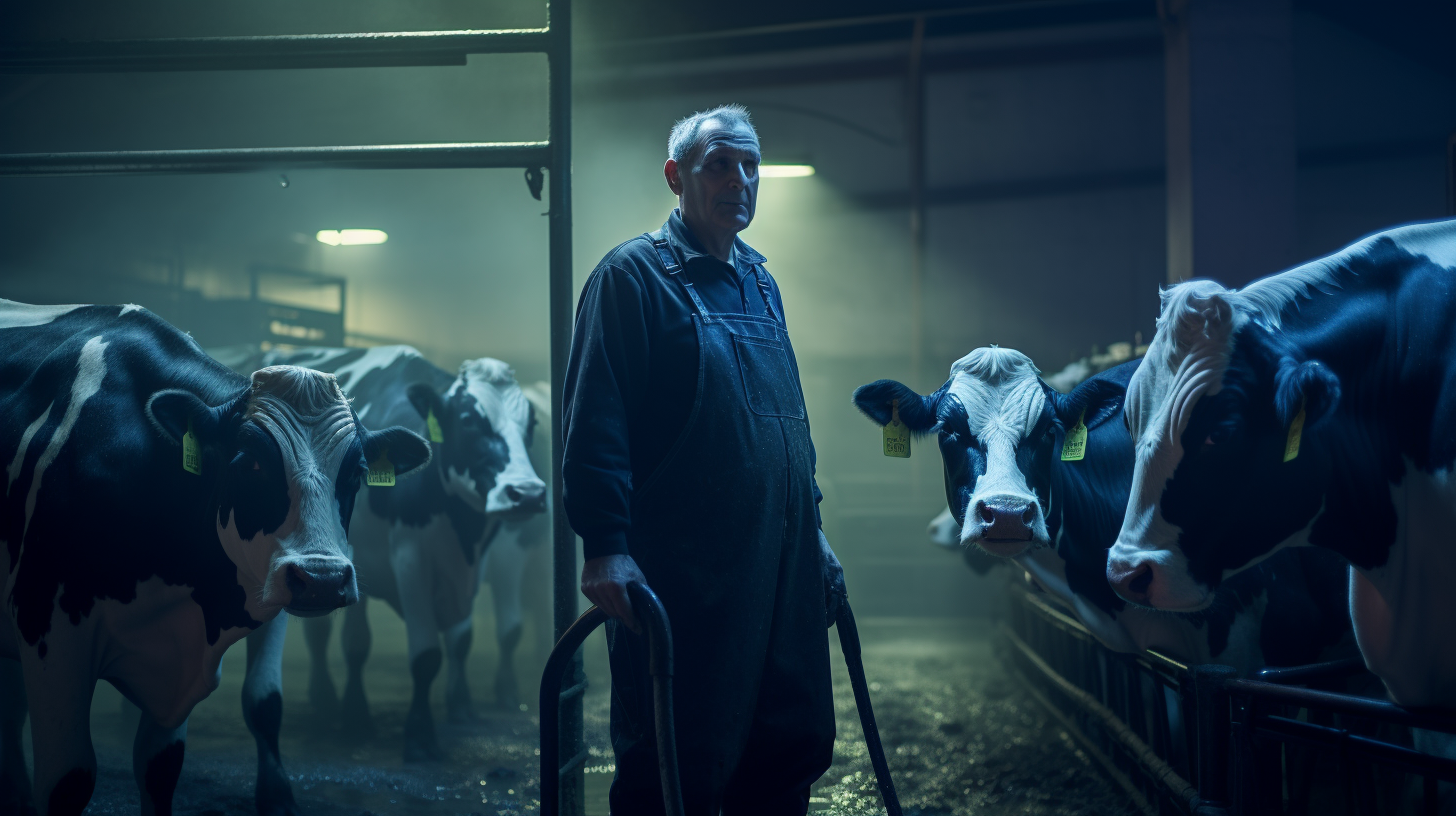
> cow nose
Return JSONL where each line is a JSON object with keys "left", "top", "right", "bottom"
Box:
{"left": 286, "top": 559, "right": 358, "bottom": 617}
{"left": 504, "top": 481, "right": 547, "bottom": 511}
{"left": 1109, "top": 561, "right": 1155, "bottom": 606}
{"left": 974, "top": 499, "right": 1036, "bottom": 541}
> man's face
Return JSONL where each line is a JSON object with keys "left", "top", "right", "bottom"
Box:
{"left": 668, "top": 118, "right": 761, "bottom": 236}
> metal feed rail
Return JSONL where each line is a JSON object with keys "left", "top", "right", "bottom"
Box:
{"left": 1006, "top": 585, "right": 1456, "bottom": 815}
{"left": 0, "top": 8, "right": 587, "bottom": 810}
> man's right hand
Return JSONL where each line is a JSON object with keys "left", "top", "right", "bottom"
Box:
{"left": 581, "top": 554, "right": 648, "bottom": 633}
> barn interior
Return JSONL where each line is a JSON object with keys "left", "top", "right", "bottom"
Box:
{"left": 2, "top": 1, "right": 1454, "bottom": 814}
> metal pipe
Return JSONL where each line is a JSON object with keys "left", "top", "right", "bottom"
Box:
{"left": 1254, "top": 657, "right": 1367, "bottom": 686}
{"left": 0, "top": 29, "right": 552, "bottom": 73}
{"left": 1226, "top": 678, "right": 1456, "bottom": 734}
{"left": 0, "top": 142, "right": 551, "bottom": 177}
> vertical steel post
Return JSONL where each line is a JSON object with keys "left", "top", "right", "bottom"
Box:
{"left": 547, "top": 1, "right": 583, "bottom": 814}
{"left": 1192, "top": 664, "right": 1236, "bottom": 813}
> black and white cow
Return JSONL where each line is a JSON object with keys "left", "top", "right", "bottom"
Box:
{"left": 854, "top": 347, "right": 1350, "bottom": 672}
{"left": 1107, "top": 219, "right": 1456, "bottom": 708}
{"left": 0, "top": 301, "right": 430, "bottom": 816}
{"left": 252, "top": 346, "right": 546, "bottom": 764}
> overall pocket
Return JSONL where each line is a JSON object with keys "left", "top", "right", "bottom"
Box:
{"left": 733, "top": 334, "right": 806, "bottom": 419}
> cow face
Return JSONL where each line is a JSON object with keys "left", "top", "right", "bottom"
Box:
{"left": 1108, "top": 282, "right": 1340, "bottom": 611}
{"left": 149, "top": 366, "right": 431, "bottom": 617}
{"left": 855, "top": 348, "right": 1055, "bottom": 559}
{"left": 407, "top": 358, "right": 546, "bottom": 519}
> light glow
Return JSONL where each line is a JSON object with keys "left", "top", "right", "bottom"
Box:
{"left": 316, "top": 229, "right": 387, "bottom": 246}
{"left": 759, "top": 164, "right": 816, "bottom": 178}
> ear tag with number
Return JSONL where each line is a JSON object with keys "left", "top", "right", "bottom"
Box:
{"left": 426, "top": 409, "right": 445, "bottom": 444}
{"left": 182, "top": 417, "right": 202, "bottom": 475}
{"left": 882, "top": 399, "right": 911, "bottom": 459}
{"left": 1284, "top": 397, "right": 1306, "bottom": 463}
{"left": 367, "top": 450, "right": 396, "bottom": 487}
{"left": 1061, "top": 409, "right": 1088, "bottom": 462}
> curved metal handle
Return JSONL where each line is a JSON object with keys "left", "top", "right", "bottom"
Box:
{"left": 539, "top": 581, "right": 683, "bottom": 816}
{"left": 836, "top": 597, "right": 903, "bottom": 816}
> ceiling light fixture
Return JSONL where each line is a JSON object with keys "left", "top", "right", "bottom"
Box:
{"left": 316, "top": 229, "right": 388, "bottom": 246}
{"left": 759, "top": 164, "right": 816, "bottom": 178}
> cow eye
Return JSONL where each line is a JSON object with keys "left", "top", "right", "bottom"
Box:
{"left": 1205, "top": 426, "right": 1233, "bottom": 446}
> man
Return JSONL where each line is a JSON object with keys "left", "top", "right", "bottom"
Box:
{"left": 563, "top": 104, "right": 844, "bottom": 815}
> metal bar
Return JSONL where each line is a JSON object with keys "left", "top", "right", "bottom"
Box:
{"left": 1254, "top": 715, "right": 1456, "bottom": 783}
{"left": 1192, "top": 664, "right": 1236, "bottom": 807}
{"left": 558, "top": 680, "right": 588, "bottom": 702}
{"left": 0, "top": 142, "right": 551, "bottom": 177}
{"left": 546, "top": 2, "right": 580, "bottom": 814}
{"left": 1254, "top": 657, "right": 1367, "bottom": 685}
{"left": 0, "top": 29, "right": 551, "bottom": 73}
{"left": 1226, "top": 678, "right": 1456, "bottom": 734}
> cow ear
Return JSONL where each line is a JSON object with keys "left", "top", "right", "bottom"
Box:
{"left": 406, "top": 383, "right": 446, "bottom": 423}
{"left": 363, "top": 427, "right": 432, "bottom": 477}
{"left": 1048, "top": 376, "right": 1126, "bottom": 431}
{"left": 1275, "top": 358, "right": 1340, "bottom": 427}
{"left": 146, "top": 388, "right": 243, "bottom": 444}
{"left": 1165, "top": 285, "right": 1235, "bottom": 356}
{"left": 851, "top": 379, "right": 941, "bottom": 433}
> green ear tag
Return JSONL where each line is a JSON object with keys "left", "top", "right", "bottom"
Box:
{"left": 367, "top": 450, "right": 396, "bottom": 487}
{"left": 882, "top": 399, "right": 911, "bottom": 459}
{"left": 1284, "top": 397, "right": 1306, "bottom": 463}
{"left": 182, "top": 417, "right": 202, "bottom": 475}
{"left": 426, "top": 409, "right": 445, "bottom": 444}
{"left": 1061, "top": 409, "right": 1088, "bottom": 462}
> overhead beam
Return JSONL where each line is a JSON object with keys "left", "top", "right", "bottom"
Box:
{"left": 0, "top": 142, "right": 551, "bottom": 176}
{"left": 0, "top": 29, "right": 551, "bottom": 73}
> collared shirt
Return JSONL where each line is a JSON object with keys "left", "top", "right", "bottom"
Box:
{"left": 562, "top": 209, "right": 823, "bottom": 561}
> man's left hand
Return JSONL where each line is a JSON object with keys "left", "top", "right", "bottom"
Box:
{"left": 820, "top": 529, "right": 846, "bottom": 628}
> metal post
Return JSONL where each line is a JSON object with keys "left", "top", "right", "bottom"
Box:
{"left": 1192, "top": 664, "right": 1236, "bottom": 814}
{"left": 546, "top": 1, "right": 583, "bottom": 814}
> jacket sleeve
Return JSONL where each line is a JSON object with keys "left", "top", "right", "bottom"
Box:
{"left": 562, "top": 261, "right": 650, "bottom": 561}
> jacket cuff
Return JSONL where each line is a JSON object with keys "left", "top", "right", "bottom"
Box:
{"left": 582, "top": 530, "right": 630, "bottom": 561}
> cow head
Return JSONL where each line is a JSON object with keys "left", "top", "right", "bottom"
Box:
{"left": 148, "top": 366, "right": 431, "bottom": 617}
{"left": 1108, "top": 281, "right": 1341, "bottom": 611}
{"left": 406, "top": 358, "right": 546, "bottom": 518}
{"left": 855, "top": 347, "right": 1061, "bottom": 559}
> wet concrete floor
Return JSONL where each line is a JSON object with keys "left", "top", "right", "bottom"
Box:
{"left": 50, "top": 607, "right": 1134, "bottom": 816}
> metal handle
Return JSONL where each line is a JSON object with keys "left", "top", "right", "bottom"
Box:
{"left": 539, "top": 581, "right": 683, "bottom": 816}
{"left": 835, "top": 598, "right": 903, "bottom": 816}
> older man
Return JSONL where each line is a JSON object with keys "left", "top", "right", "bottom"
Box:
{"left": 562, "top": 104, "right": 843, "bottom": 815}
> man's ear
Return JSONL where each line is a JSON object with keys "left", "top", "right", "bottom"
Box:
{"left": 364, "top": 427, "right": 432, "bottom": 477}
{"left": 851, "top": 380, "right": 942, "bottom": 433}
{"left": 146, "top": 388, "right": 246, "bottom": 445}
{"left": 664, "top": 158, "right": 684, "bottom": 196}
{"left": 1274, "top": 357, "right": 1340, "bottom": 427}
{"left": 406, "top": 383, "right": 447, "bottom": 426}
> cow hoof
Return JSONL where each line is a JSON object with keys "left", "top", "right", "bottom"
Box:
{"left": 308, "top": 671, "right": 339, "bottom": 720}
{"left": 255, "top": 771, "right": 299, "bottom": 816}
{"left": 446, "top": 700, "right": 479, "bottom": 724}
{"left": 403, "top": 736, "right": 446, "bottom": 763}
{"left": 339, "top": 687, "right": 374, "bottom": 738}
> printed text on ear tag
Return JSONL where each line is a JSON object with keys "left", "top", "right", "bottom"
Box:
{"left": 426, "top": 409, "right": 445, "bottom": 444}
{"left": 883, "top": 398, "right": 911, "bottom": 459}
{"left": 1284, "top": 397, "right": 1306, "bottom": 463}
{"left": 367, "top": 450, "right": 396, "bottom": 487}
{"left": 1061, "top": 410, "right": 1087, "bottom": 461}
{"left": 182, "top": 417, "right": 202, "bottom": 475}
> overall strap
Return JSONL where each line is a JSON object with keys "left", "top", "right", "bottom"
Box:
{"left": 648, "top": 229, "right": 709, "bottom": 317}
{"left": 751, "top": 264, "right": 783, "bottom": 326}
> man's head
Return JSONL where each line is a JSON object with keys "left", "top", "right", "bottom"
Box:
{"left": 665, "top": 104, "right": 761, "bottom": 242}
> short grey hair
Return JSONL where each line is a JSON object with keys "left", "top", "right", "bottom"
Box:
{"left": 667, "top": 104, "right": 758, "bottom": 164}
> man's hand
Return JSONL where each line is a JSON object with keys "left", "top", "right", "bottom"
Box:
{"left": 820, "top": 529, "right": 846, "bottom": 628}
{"left": 581, "top": 554, "right": 648, "bottom": 633}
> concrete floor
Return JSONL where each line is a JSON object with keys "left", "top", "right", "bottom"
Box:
{"left": 36, "top": 606, "right": 1134, "bottom": 816}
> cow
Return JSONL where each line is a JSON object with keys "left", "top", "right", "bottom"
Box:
{"left": 1106, "top": 218, "right": 1456, "bottom": 709}
{"left": 0, "top": 301, "right": 430, "bottom": 816}
{"left": 250, "top": 346, "right": 547, "bottom": 767}
{"left": 854, "top": 347, "right": 1350, "bottom": 673}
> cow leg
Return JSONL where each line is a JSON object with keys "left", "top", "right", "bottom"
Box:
{"left": 24, "top": 667, "right": 96, "bottom": 816}
{"left": 132, "top": 712, "right": 186, "bottom": 816}
{"left": 339, "top": 596, "right": 375, "bottom": 739}
{"left": 302, "top": 613, "right": 339, "bottom": 720}
{"left": 443, "top": 617, "right": 477, "bottom": 723}
{"left": 242, "top": 615, "right": 298, "bottom": 816}
{"left": 393, "top": 548, "right": 444, "bottom": 761}
{"left": 0, "top": 658, "right": 33, "bottom": 815}
{"left": 482, "top": 534, "right": 528, "bottom": 710}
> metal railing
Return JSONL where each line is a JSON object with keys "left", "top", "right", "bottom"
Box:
{"left": 1005, "top": 584, "right": 1456, "bottom": 815}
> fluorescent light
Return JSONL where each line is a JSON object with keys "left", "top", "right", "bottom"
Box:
{"left": 316, "top": 229, "right": 387, "bottom": 246}
{"left": 759, "top": 164, "right": 815, "bottom": 178}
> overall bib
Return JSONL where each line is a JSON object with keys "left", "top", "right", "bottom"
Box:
{"left": 606, "top": 232, "right": 835, "bottom": 816}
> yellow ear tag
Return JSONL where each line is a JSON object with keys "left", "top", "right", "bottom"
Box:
{"left": 367, "top": 449, "right": 396, "bottom": 487}
{"left": 1061, "top": 409, "right": 1088, "bottom": 462}
{"left": 882, "top": 398, "right": 911, "bottom": 459}
{"left": 426, "top": 409, "right": 444, "bottom": 444}
{"left": 182, "top": 417, "right": 202, "bottom": 475}
{"left": 1284, "top": 397, "right": 1306, "bottom": 463}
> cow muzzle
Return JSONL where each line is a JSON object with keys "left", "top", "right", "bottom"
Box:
{"left": 487, "top": 478, "right": 547, "bottom": 516}
{"left": 282, "top": 554, "right": 359, "bottom": 616}
{"left": 1106, "top": 548, "right": 1211, "bottom": 611}
{"left": 965, "top": 496, "right": 1042, "bottom": 558}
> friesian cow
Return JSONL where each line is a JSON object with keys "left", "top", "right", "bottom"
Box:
{"left": 251, "top": 346, "right": 547, "bottom": 766}
{"left": 854, "top": 347, "right": 1350, "bottom": 672}
{"left": 1106, "top": 219, "right": 1456, "bottom": 708}
{"left": 0, "top": 301, "right": 430, "bottom": 816}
